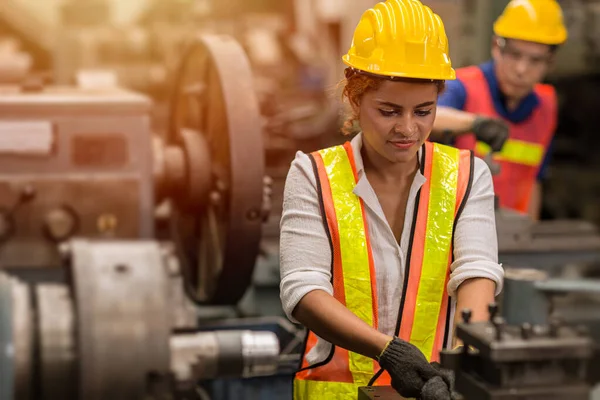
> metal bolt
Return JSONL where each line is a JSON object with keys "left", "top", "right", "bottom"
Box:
{"left": 263, "top": 175, "right": 273, "bottom": 187}
{"left": 215, "top": 179, "right": 227, "bottom": 193}
{"left": 210, "top": 191, "right": 222, "bottom": 205}
{"left": 461, "top": 309, "right": 472, "bottom": 324}
{"left": 114, "top": 264, "right": 129, "bottom": 274}
{"left": 20, "top": 185, "right": 36, "bottom": 202}
{"left": 247, "top": 208, "right": 260, "bottom": 221}
{"left": 493, "top": 316, "right": 505, "bottom": 341}
{"left": 488, "top": 303, "right": 498, "bottom": 321}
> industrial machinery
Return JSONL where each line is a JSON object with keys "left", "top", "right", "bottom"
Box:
{"left": 496, "top": 208, "right": 600, "bottom": 269}
{"left": 0, "top": 240, "right": 280, "bottom": 400}
{"left": 0, "top": 33, "right": 266, "bottom": 306}
{"left": 357, "top": 305, "right": 596, "bottom": 400}
{"left": 0, "top": 32, "right": 291, "bottom": 399}
{"left": 441, "top": 305, "right": 594, "bottom": 400}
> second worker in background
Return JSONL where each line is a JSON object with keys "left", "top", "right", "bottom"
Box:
{"left": 432, "top": 0, "right": 568, "bottom": 219}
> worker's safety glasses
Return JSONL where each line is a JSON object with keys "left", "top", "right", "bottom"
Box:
{"left": 496, "top": 38, "right": 553, "bottom": 69}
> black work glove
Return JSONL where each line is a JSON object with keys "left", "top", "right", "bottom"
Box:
{"left": 472, "top": 116, "right": 509, "bottom": 152}
{"left": 421, "top": 376, "right": 453, "bottom": 400}
{"left": 378, "top": 337, "right": 452, "bottom": 398}
{"left": 427, "top": 362, "right": 457, "bottom": 400}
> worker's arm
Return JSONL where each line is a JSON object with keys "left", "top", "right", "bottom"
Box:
{"left": 454, "top": 278, "right": 496, "bottom": 327}
{"left": 430, "top": 106, "right": 478, "bottom": 142}
{"left": 447, "top": 157, "right": 504, "bottom": 345}
{"left": 432, "top": 107, "right": 510, "bottom": 152}
{"left": 452, "top": 278, "right": 496, "bottom": 348}
{"left": 294, "top": 291, "right": 454, "bottom": 398}
{"left": 432, "top": 79, "right": 475, "bottom": 143}
{"left": 279, "top": 152, "right": 391, "bottom": 359}
{"left": 293, "top": 290, "right": 390, "bottom": 359}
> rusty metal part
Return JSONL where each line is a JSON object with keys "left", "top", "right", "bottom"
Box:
{"left": 69, "top": 239, "right": 171, "bottom": 400}
{"left": 0, "top": 272, "right": 33, "bottom": 400}
{"left": 168, "top": 34, "right": 265, "bottom": 305}
{"left": 36, "top": 283, "right": 76, "bottom": 400}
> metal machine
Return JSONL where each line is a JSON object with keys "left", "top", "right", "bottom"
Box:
{"left": 357, "top": 305, "right": 596, "bottom": 400}
{"left": 440, "top": 305, "right": 594, "bottom": 400}
{"left": 496, "top": 207, "right": 600, "bottom": 269}
{"left": 0, "top": 33, "right": 266, "bottom": 306}
{"left": 0, "top": 241, "right": 280, "bottom": 400}
{"left": 0, "top": 33, "right": 286, "bottom": 399}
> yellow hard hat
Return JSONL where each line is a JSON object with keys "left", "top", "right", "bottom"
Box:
{"left": 494, "top": 0, "right": 568, "bottom": 45}
{"left": 342, "top": 0, "right": 455, "bottom": 81}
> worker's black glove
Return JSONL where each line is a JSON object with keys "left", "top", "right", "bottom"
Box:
{"left": 378, "top": 337, "right": 452, "bottom": 399}
{"left": 421, "top": 376, "right": 453, "bottom": 400}
{"left": 472, "top": 116, "right": 509, "bottom": 152}
{"left": 426, "top": 362, "right": 457, "bottom": 400}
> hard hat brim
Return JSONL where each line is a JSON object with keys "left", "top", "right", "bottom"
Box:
{"left": 493, "top": 25, "right": 568, "bottom": 46}
{"left": 342, "top": 55, "right": 456, "bottom": 81}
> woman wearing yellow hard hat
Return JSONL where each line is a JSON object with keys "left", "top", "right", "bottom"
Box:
{"left": 279, "top": 0, "right": 503, "bottom": 399}
{"left": 433, "top": 0, "right": 568, "bottom": 220}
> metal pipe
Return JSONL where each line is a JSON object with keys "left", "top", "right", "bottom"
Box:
{"left": 170, "top": 330, "right": 280, "bottom": 386}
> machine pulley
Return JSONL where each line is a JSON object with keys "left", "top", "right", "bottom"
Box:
{"left": 155, "top": 34, "right": 268, "bottom": 305}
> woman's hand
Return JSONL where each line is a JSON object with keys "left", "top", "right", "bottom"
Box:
{"left": 378, "top": 337, "right": 452, "bottom": 398}
{"left": 421, "top": 376, "right": 454, "bottom": 400}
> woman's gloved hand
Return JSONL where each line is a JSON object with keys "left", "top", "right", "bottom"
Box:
{"left": 421, "top": 376, "right": 453, "bottom": 400}
{"left": 377, "top": 337, "right": 452, "bottom": 398}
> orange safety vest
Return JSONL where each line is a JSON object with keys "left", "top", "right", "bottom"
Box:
{"left": 293, "top": 141, "right": 473, "bottom": 400}
{"left": 453, "top": 66, "right": 557, "bottom": 214}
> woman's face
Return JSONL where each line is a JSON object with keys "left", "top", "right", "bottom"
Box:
{"left": 354, "top": 79, "right": 438, "bottom": 164}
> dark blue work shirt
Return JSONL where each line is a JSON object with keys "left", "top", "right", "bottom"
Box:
{"left": 438, "top": 60, "right": 554, "bottom": 181}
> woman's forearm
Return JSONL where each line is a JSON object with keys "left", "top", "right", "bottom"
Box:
{"left": 453, "top": 278, "right": 496, "bottom": 345}
{"left": 292, "top": 290, "right": 392, "bottom": 359}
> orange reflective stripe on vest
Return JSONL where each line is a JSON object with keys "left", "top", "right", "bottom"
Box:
{"left": 398, "top": 144, "right": 463, "bottom": 361}
{"left": 293, "top": 141, "right": 473, "bottom": 400}
{"left": 317, "top": 142, "right": 378, "bottom": 378}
